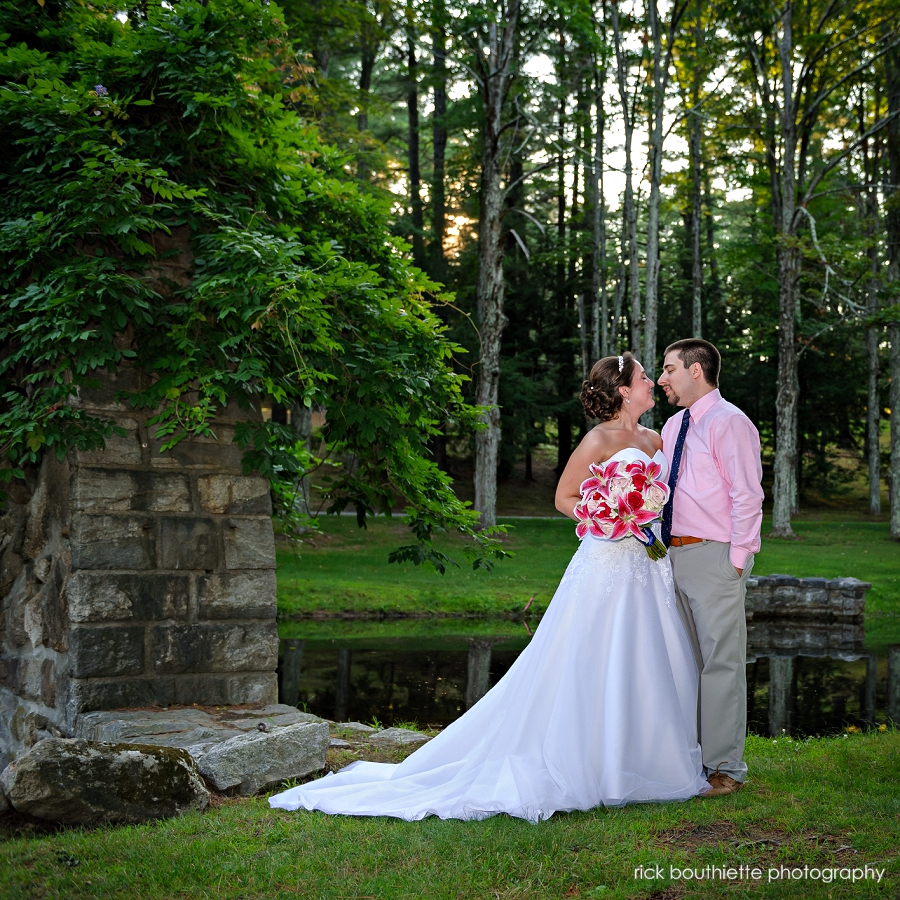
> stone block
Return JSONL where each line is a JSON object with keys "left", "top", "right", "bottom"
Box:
{"left": 68, "top": 625, "right": 145, "bottom": 678}
{"left": 197, "top": 721, "right": 329, "bottom": 795}
{"left": 227, "top": 673, "right": 279, "bottom": 706}
{"left": 40, "top": 659, "right": 56, "bottom": 708}
{"left": 23, "top": 594, "right": 44, "bottom": 649}
{"left": 19, "top": 657, "right": 44, "bottom": 702}
{"left": 1, "top": 738, "right": 209, "bottom": 824}
{"left": 156, "top": 517, "right": 218, "bottom": 570}
{"left": 40, "top": 551, "right": 70, "bottom": 652}
{"left": 198, "top": 475, "right": 271, "bottom": 515}
{"left": 71, "top": 471, "right": 192, "bottom": 514}
{"left": 172, "top": 675, "right": 230, "bottom": 706}
{"left": 21, "top": 459, "right": 64, "bottom": 559}
{"left": 197, "top": 571, "right": 276, "bottom": 620}
{"left": 75, "top": 419, "right": 143, "bottom": 466}
{"left": 0, "top": 657, "right": 22, "bottom": 694}
{"left": 149, "top": 427, "right": 243, "bottom": 471}
{"left": 72, "top": 470, "right": 135, "bottom": 512}
{"left": 75, "top": 367, "right": 154, "bottom": 411}
{"left": 71, "top": 514, "right": 154, "bottom": 570}
{"left": 132, "top": 473, "right": 192, "bottom": 513}
{"left": 150, "top": 622, "right": 278, "bottom": 675}
{"left": 212, "top": 398, "right": 264, "bottom": 424}
{"left": 69, "top": 678, "right": 175, "bottom": 714}
{"left": 223, "top": 518, "right": 276, "bottom": 570}
{"left": 769, "top": 574, "right": 801, "bottom": 585}
{"left": 6, "top": 572, "right": 32, "bottom": 648}
{"left": 67, "top": 571, "right": 190, "bottom": 623}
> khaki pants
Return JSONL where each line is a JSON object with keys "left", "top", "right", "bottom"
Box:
{"left": 671, "top": 540, "right": 754, "bottom": 783}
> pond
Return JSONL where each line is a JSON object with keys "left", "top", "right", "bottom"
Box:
{"left": 277, "top": 617, "right": 900, "bottom": 738}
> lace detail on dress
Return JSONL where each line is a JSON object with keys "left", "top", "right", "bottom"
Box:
{"left": 561, "top": 532, "right": 674, "bottom": 605}
{"left": 561, "top": 446, "right": 674, "bottom": 605}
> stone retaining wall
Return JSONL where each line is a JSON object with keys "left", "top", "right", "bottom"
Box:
{"left": 0, "top": 368, "right": 278, "bottom": 768}
{"left": 745, "top": 574, "right": 869, "bottom": 623}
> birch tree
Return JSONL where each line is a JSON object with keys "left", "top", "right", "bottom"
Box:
{"left": 643, "top": 0, "right": 688, "bottom": 390}
{"left": 611, "top": 0, "right": 642, "bottom": 357}
{"left": 469, "top": 0, "right": 522, "bottom": 527}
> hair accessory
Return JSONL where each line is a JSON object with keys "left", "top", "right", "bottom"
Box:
{"left": 617, "top": 355, "right": 624, "bottom": 372}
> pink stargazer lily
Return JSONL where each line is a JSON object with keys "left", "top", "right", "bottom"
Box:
{"left": 607, "top": 490, "right": 659, "bottom": 540}
{"left": 574, "top": 457, "right": 670, "bottom": 559}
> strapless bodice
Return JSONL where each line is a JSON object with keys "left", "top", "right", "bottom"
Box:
{"left": 600, "top": 447, "right": 668, "bottom": 477}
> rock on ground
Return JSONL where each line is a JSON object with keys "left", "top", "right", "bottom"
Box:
{"left": 334, "top": 721, "right": 378, "bottom": 735}
{"left": 0, "top": 738, "right": 209, "bottom": 825}
{"left": 76, "top": 704, "right": 324, "bottom": 752}
{"left": 367, "top": 727, "right": 431, "bottom": 749}
{"left": 196, "top": 721, "right": 329, "bottom": 796}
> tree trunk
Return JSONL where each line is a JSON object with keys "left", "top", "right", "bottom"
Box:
{"left": 862, "top": 98, "right": 882, "bottom": 516}
{"left": 357, "top": 35, "right": 376, "bottom": 178}
{"left": 770, "top": 3, "right": 799, "bottom": 538}
{"left": 473, "top": 6, "right": 520, "bottom": 528}
{"left": 555, "top": 34, "right": 573, "bottom": 476}
{"left": 887, "top": 48, "right": 900, "bottom": 538}
{"left": 407, "top": 20, "right": 425, "bottom": 267}
{"left": 290, "top": 402, "right": 313, "bottom": 521}
{"left": 431, "top": 4, "right": 448, "bottom": 281}
{"left": 612, "top": 205, "right": 627, "bottom": 350}
{"left": 689, "top": 0, "right": 704, "bottom": 338}
{"left": 596, "top": 64, "right": 609, "bottom": 358}
{"left": 578, "top": 291, "right": 590, "bottom": 380}
{"left": 643, "top": 0, "right": 665, "bottom": 386}
{"left": 702, "top": 169, "right": 722, "bottom": 305}
{"left": 611, "top": 2, "right": 641, "bottom": 358}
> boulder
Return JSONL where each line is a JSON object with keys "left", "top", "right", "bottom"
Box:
{"left": 334, "top": 721, "right": 378, "bottom": 735}
{"left": 196, "top": 721, "right": 329, "bottom": 796}
{"left": 0, "top": 738, "right": 209, "bottom": 825}
{"left": 368, "top": 728, "right": 431, "bottom": 749}
{"left": 0, "top": 788, "right": 8, "bottom": 814}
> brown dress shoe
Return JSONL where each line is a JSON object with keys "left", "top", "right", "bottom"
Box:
{"left": 704, "top": 771, "right": 745, "bottom": 797}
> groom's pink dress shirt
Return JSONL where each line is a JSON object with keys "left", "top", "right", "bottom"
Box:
{"left": 660, "top": 389, "right": 763, "bottom": 569}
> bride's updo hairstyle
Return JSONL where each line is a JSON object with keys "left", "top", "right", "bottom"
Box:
{"left": 580, "top": 352, "right": 637, "bottom": 422}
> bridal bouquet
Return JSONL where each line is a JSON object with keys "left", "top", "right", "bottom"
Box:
{"left": 574, "top": 458, "right": 670, "bottom": 560}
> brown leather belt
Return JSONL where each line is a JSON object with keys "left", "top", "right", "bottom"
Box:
{"left": 670, "top": 536, "right": 704, "bottom": 547}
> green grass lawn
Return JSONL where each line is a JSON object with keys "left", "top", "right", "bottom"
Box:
{"left": 2, "top": 732, "right": 898, "bottom": 899}
{"left": 277, "top": 513, "right": 900, "bottom": 643}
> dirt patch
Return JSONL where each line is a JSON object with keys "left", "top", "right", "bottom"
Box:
{"left": 658, "top": 822, "right": 738, "bottom": 847}
{"left": 645, "top": 889, "right": 685, "bottom": 900}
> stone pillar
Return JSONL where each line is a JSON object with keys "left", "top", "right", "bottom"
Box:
{"left": 863, "top": 652, "right": 878, "bottom": 727}
{"left": 768, "top": 656, "right": 794, "bottom": 737}
{"left": 465, "top": 639, "right": 493, "bottom": 709}
{"left": 0, "top": 368, "right": 278, "bottom": 767}
{"left": 887, "top": 646, "right": 900, "bottom": 726}
{"left": 335, "top": 649, "right": 351, "bottom": 721}
{"left": 279, "top": 639, "right": 305, "bottom": 707}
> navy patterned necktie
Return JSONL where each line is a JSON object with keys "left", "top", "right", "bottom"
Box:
{"left": 661, "top": 408, "right": 691, "bottom": 548}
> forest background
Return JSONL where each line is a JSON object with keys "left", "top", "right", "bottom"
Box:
{"left": 3, "top": 0, "right": 900, "bottom": 555}
{"left": 282, "top": 0, "right": 900, "bottom": 540}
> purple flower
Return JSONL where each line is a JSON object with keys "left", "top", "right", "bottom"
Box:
{"left": 95, "top": 84, "right": 108, "bottom": 97}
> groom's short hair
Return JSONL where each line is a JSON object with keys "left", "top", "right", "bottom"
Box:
{"left": 664, "top": 339, "right": 721, "bottom": 387}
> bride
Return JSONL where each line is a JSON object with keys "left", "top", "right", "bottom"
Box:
{"left": 269, "top": 352, "right": 709, "bottom": 822}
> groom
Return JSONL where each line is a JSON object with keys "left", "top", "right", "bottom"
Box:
{"left": 657, "top": 339, "right": 763, "bottom": 797}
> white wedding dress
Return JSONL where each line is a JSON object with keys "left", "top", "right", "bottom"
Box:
{"left": 269, "top": 449, "right": 708, "bottom": 822}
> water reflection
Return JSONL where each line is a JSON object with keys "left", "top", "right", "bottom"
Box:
{"left": 278, "top": 622, "right": 900, "bottom": 737}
